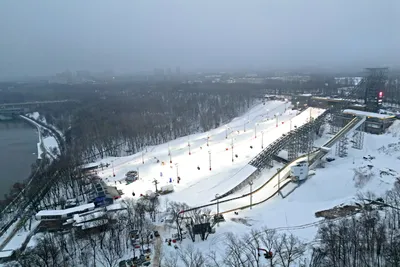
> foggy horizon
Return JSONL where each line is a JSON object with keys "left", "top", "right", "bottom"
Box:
{"left": 0, "top": 0, "right": 399, "bottom": 79}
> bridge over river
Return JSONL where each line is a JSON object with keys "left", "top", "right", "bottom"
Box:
{"left": 0, "top": 100, "right": 78, "bottom": 117}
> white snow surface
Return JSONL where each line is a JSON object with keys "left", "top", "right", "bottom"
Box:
{"left": 26, "top": 111, "right": 64, "bottom": 138}
{"left": 43, "top": 136, "right": 60, "bottom": 157}
{"left": 92, "top": 102, "right": 398, "bottom": 265}
{"left": 36, "top": 203, "right": 95, "bottom": 217}
{"left": 343, "top": 109, "right": 395, "bottom": 119}
{"left": 157, "top": 121, "right": 400, "bottom": 265}
{"left": 3, "top": 102, "right": 400, "bottom": 266}
{"left": 91, "top": 101, "right": 325, "bottom": 206}
{"left": 20, "top": 115, "right": 60, "bottom": 159}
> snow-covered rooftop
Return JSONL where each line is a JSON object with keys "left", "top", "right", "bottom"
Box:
{"left": 77, "top": 219, "right": 109, "bottom": 230}
{"left": 36, "top": 203, "right": 95, "bottom": 217}
{"left": 0, "top": 249, "right": 14, "bottom": 258}
{"left": 73, "top": 211, "right": 106, "bottom": 224}
{"left": 105, "top": 202, "right": 126, "bottom": 211}
{"left": 343, "top": 109, "right": 395, "bottom": 119}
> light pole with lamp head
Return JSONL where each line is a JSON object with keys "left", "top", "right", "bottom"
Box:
{"left": 231, "top": 138, "right": 234, "bottom": 162}
{"left": 249, "top": 181, "right": 253, "bottom": 209}
{"left": 225, "top": 126, "right": 231, "bottom": 139}
{"left": 261, "top": 131, "right": 264, "bottom": 149}
{"left": 112, "top": 160, "right": 115, "bottom": 177}
{"left": 208, "top": 151, "right": 212, "bottom": 171}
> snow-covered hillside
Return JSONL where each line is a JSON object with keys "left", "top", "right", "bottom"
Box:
{"left": 88, "top": 101, "right": 400, "bottom": 265}
{"left": 92, "top": 101, "right": 324, "bottom": 203}
{"left": 160, "top": 120, "right": 400, "bottom": 265}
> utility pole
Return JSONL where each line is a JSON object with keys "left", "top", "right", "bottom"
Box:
{"left": 275, "top": 115, "right": 278, "bottom": 127}
{"left": 137, "top": 167, "right": 140, "bottom": 180}
{"left": 188, "top": 137, "right": 191, "bottom": 155}
{"left": 207, "top": 136, "right": 210, "bottom": 146}
{"left": 112, "top": 160, "right": 115, "bottom": 177}
{"left": 152, "top": 178, "right": 159, "bottom": 193}
{"left": 231, "top": 138, "right": 234, "bottom": 162}
{"left": 208, "top": 151, "right": 212, "bottom": 171}
{"left": 142, "top": 151, "right": 144, "bottom": 164}
{"left": 249, "top": 181, "right": 253, "bottom": 209}
{"left": 175, "top": 163, "right": 179, "bottom": 179}
{"left": 254, "top": 123, "right": 257, "bottom": 138}
{"left": 225, "top": 126, "right": 230, "bottom": 139}
{"left": 261, "top": 131, "right": 264, "bottom": 149}
{"left": 169, "top": 145, "right": 172, "bottom": 164}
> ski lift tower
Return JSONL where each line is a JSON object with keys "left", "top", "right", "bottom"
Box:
{"left": 364, "top": 68, "right": 388, "bottom": 113}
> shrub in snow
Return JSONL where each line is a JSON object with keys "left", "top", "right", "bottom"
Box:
{"left": 353, "top": 166, "right": 376, "bottom": 188}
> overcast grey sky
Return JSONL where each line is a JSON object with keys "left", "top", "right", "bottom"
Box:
{"left": 0, "top": 0, "right": 399, "bottom": 78}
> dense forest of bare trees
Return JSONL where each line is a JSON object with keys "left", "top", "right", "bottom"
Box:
{"left": 65, "top": 90, "right": 254, "bottom": 161}
{"left": 9, "top": 82, "right": 258, "bottom": 162}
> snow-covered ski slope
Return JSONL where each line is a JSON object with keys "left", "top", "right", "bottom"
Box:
{"left": 92, "top": 101, "right": 325, "bottom": 206}
{"left": 188, "top": 115, "right": 367, "bottom": 214}
{"left": 162, "top": 121, "right": 400, "bottom": 262}
{"left": 215, "top": 120, "right": 400, "bottom": 239}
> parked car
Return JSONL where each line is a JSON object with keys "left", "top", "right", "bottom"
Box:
{"left": 125, "top": 171, "right": 138, "bottom": 184}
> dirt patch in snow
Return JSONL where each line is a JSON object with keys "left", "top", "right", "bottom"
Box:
{"left": 315, "top": 205, "right": 361, "bottom": 219}
{"left": 315, "top": 200, "right": 386, "bottom": 220}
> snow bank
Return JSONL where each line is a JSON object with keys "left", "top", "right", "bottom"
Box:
{"left": 43, "top": 136, "right": 59, "bottom": 157}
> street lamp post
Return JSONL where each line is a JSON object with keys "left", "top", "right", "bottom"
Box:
{"left": 112, "top": 160, "right": 115, "bottom": 177}
{"left": 175, "top": 163, "right": 179, "bottom": 179}
{"left": 209, "top": 151, "right": 212, "bottom": 171}
{"left": 249, "top": 181, "right": 253, "bottom": 209}
{"left": 261, "top": 131, "right": 264, "bottom": 149}
{"left": 225, "top": 126, "right": 230, "bottom": 139}
{"left": 231, "top": 138, "right": 234, "bottom": 162}
{"left": 255, "top": 123, "right": 257, "bottom": 138}
{"left": 188, "top": 137, "right": 191, "bottom": 155}
{"left": 244, "top": 120, "right": 248, "bottom": 132}
{"left": 207, "top": 136, "right": 210, "bottom": 146}
{"left": 142, "top": 151, "right": 144, "bottom": 164}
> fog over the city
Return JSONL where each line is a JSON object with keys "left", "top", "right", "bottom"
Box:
{"left": 0, "top": 0, "right": 399, "bottom": 78}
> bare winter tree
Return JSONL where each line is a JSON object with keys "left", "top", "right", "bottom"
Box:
{"left": 274, "top": 233, "right": 306, "bottom": 267}
{"left": 96, "top": 223, "right": 126, "bottom": 267}
{"left": 259, "top": 227, "right": 279, "bottom": 266}
{"left": 166, "top": 201, "right": 189, "bottom": 241}
{"left": 178, "top": 244, "right": 209, "bottom": 267}
{"left": 223, "top": 232, "right": 248, "bottom": 267}
{"left": 162, "top": 250, "right": 180, "bottom": 267}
